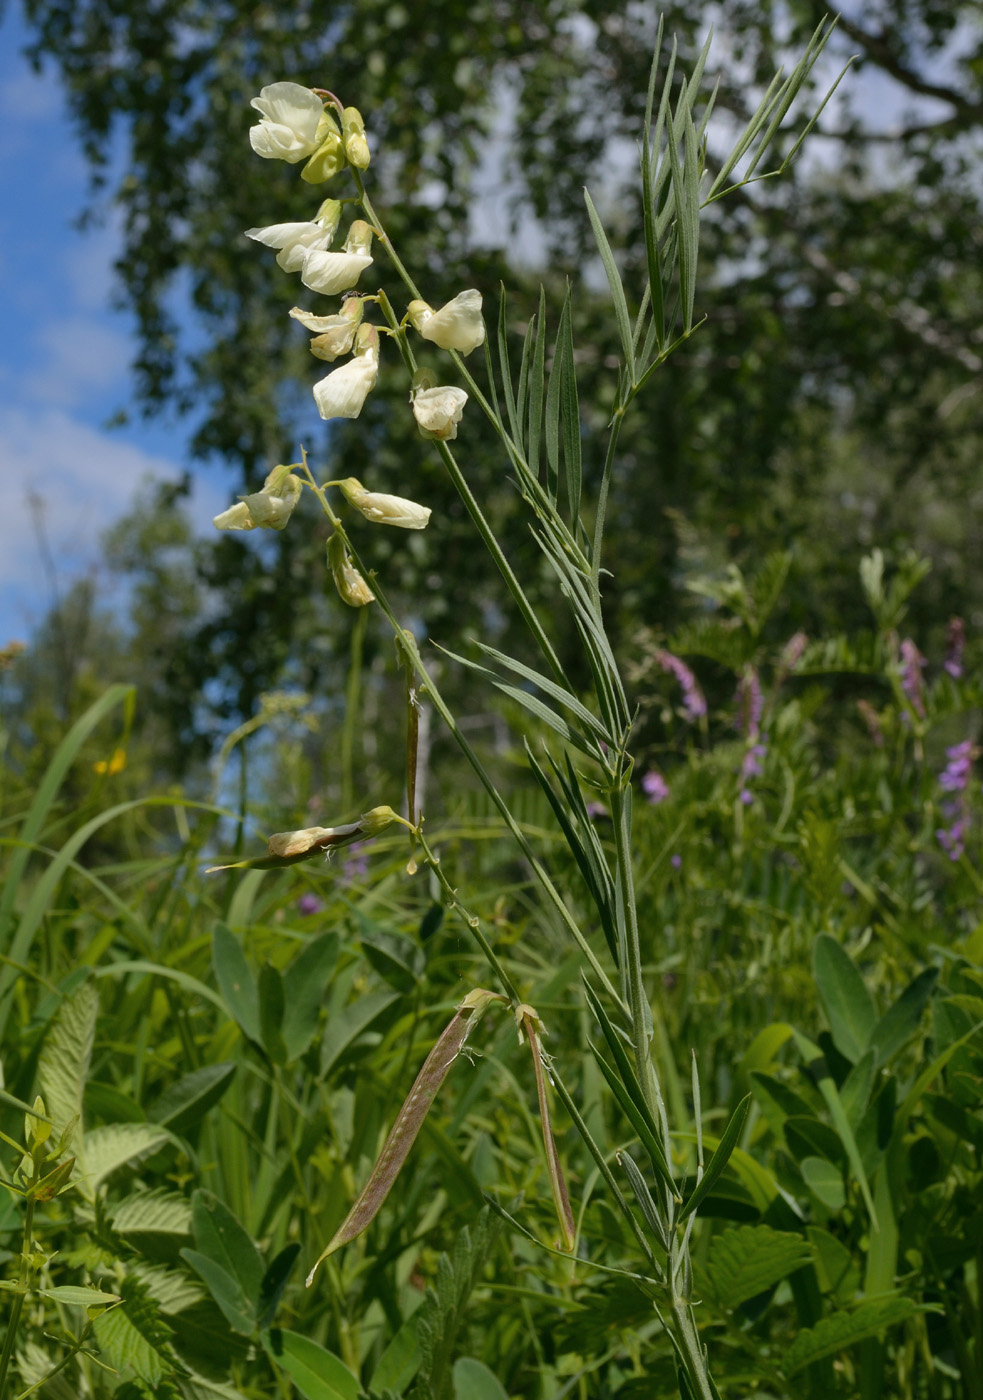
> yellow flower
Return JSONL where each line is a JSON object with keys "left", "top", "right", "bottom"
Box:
{"left": 93, "top": 747, "right": 127, "bottom": 776}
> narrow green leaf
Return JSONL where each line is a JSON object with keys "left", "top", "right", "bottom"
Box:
{"left": 258, "top": 962, "right": 287, "bottom": 1064}
{"left": 619, "top": 1150, "right": 668, "bottom": 1248}
{"left": 496, "top": 285, "right": 521, "bottom": 445}
{"left": 148, "top": 1062, "right": 236, "bottom": 1135}
{"left": 527, "top": 288, "right": 547, "bottom": 480}
{"left": 256, "top": 1243, "right": 301, "bottom": 1331}
{"left": 813, "top": 935, "right": 877, "bottom": 1064}
{"left": 591, "top": 1045, "right": 675, "bottom": 1198}
{"left": 191, "top": 1190, "right": 264, "bottom": 1308}
{"left": 474, "top": 641, "right": 612, "bottom": 743}
{"left": 868, "top": 968, "right": 937, "bottom": 1066}
{"left": 679, "top": 1095, "right": 751, "bottom": 1221}
{"left": 40, "top": 1284, "right": 121, "bottom": 1307}
{"left": 783, "top": 1298, "right": 920, "bottom": 1376}
{"left": 181, "top": 1248, "right": 255, "bottom": 1335}
{"left": 264, "top": 1328, "right": 360, "bottom": 1400}
{"left": 281, "top": 934, "right": 339, "bottom": 1062}
{"left": 554, "top": 291, "right": 582, "bottom": 522}
{"left": 212, "top": 923, "right": 260, "bottom": 1045}
{"left": 839, "top": 1050, "right": 876, "bottom": 1130}
{"left": 583, "top": 190, "right": 635, "bottom": 378}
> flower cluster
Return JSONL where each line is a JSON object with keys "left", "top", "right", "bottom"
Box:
{"left": 655, "top": 650, "right": 706, "bottom": 722}
{"left": 936, "top": 738, "right": 976, "bottom": 861}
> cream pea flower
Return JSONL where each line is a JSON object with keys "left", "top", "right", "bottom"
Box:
{"left": 249, "top": 82, "right": 325, "bottom": 163}
{"left": 312, "top": 324, "right": 379, "bottom": 420}
{"left": 338, "top": 478, "right": 431, "bottom": 529}
{"left": 301, "top": 220, "right": 375, "bottom": 296}
{"left": 245, "top": 199, "right": 341, "bottom": 272}
{"left": 290, "top": 297, "right": 364, "bottom": 361}
{"left": 327, "top": 533, "right": 375, "bottom": 607}
{"left": 412, "top": 385, "right": 468, "bottom": 440}
{"left": 213, "top": 464, "right": 303, "bottom": 532}
{"left": 407, "top": 289, "right": 485, "bottom": 355}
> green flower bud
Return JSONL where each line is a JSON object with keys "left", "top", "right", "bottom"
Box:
{"left": 327, "top": 532, "right": 375, "bottom": 607}
{"left": 342, "top": 106, "right": 371, "bottom": 168}
{"left": 302, "top": 111, "right": 346, "bottom": 184}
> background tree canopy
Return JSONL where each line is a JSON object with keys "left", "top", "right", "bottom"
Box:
{"left": 10, "top": 0, "right": 983, "bottom": 783}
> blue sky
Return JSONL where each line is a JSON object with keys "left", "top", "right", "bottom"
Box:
{"left": 0, "top": 5, "right": 228, "bottom": 642}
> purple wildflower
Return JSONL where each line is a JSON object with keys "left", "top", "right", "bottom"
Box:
{"left": 671, "top": 852, "right": 682, "bottom": 869}
{"left": 900, "top": 638, "right": 926, "bottom": 717}
{"left": 738, "top": 741, "right": 767, "bottom": 806}
{"left": 736, "top": 667, "right": 764, "bottom": 739}
{"left": 939, "top": 739, "right": 975, "bottom": 793}
{"left": 937, "top": 818, "right": 966, "bottom": 862}
{"left": 342, "top": 840, "right": 371, "bottom": 884}
{"left": 297, "top": 893, "right": 323, "bottom": 916}
{"left": 642, "top": 770, "right": 670, "bottom": 804}
{"left": 585, "top": 800, "right": 609, "bottom": 819}
{"left": 936, "top": 739, "right": 975, "bottom": 861}
{"left": 945, "top": 618, "right": 965, "bottom": 680}
{"left": 656, "top": 650, "right": 706, "bottom": 722}
{"left": 780, "top": 632, "right": 808, "bottom": 671}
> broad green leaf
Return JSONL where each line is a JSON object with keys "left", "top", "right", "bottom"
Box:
{"left": 80, "top": 1123, "right": 172, "bottom": 1196}
{"left": 782, "top": 1297, "right": 919, "bottom": 1376}
{"left": 258, "top": 961, "right": 287, "bottom": 1064}
{"left": 704, "top": 1225, "right": 811, "bottom": 1309}
{"left": 370, "top": 1316, "right": 421, "bottom": 1394}
{"left": 256, "top": 1243, "right": 301, "bottom": 1331}
{"left": 453, "top": 1357, "right": 509, "bottom": 1400}
{"left": 800, "top": 1156, "right": 844, "bottom": 1211}
{"left": 319, "top": 990, "right": 400, "bottom": 1080}
{"left": 868, "top": 968, "right": 937, "bottom": 1065}
{"left": 149, "top": 1062, "right": 236, "bottom": 1135}
{"left": 212, "top": 923, "right": 260, "bottom": 1044}
{"left": 191, "top": 1190, "right": 264, "bottom": 1307}
{"left": 750, "top": 1071, "right": 821, "bottom": 1137}
{"left": 40, "top": 1284, "right": 120, "bottom": 1307}
{"left": 680, "top": 1095, "right": 751, "bottom": 1221}
{"left": 282, "top": 933, "right": 339, "bottom": 1061}
{"left": 181, "top": 1248, "right": 255, "bottom": 1335}
{"left": 813, "top": 935, "right": 876, "bottom": 1064}
{"left": 783, "top": 1116, "right": 847, "bottom": 1167}
{"left": 263, "top": 1328, "right": 360, "bottom": 1400}
{"left": 112, "top": 1188, "right": 192, "bottom": 1237}
{"left": 840, "top": 1050, "right": 876, "bottom": 1130}
{"left": 39, "top": 981, "right": 98, "bottom": 1138}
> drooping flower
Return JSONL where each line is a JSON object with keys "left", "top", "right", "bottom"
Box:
{"left": 313, "top": 324, "right": 379, "bottom": 420}
{"left": 338, "top": 478, "right": 431, "bottom": 530}
{"left": 213, "top": 464, "right": 303, "bottom": 532}
{"left": 407, "top": 289, "right": 485, "bottom": 355}
{"left": 327, "top": 532, "right": 375, "bottom": 607}
{"left": 301, "top": 220, "right": 375, "bottom": 295}
{"left": 245, "top": 199, "right": 341, "bottom": 272}
{"left": 290, "top": 297, "right": 364, "bottom": 361}
{"left": 655, "top": 650, "right": 706, "bottom": 722}
{"left": 642, "top": 770, "right": 670, "bottom": 804}
{"left": 412, "top": 385, "right": 468, "bottom": 440}
{"left": 342, "top": 106, "right": 370, "bottom": 168}
{"left": 249, "top": 82, "right": 326, "bottom": 163}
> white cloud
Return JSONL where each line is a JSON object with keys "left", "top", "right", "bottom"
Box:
{"left": 0, "top": 405, "right": 225, "bottom": 635}
{"left": 25, "top": 313, "right": 133, "bottom": 406}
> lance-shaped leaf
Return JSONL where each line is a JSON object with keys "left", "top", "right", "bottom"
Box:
{"left": 516, "top": 1004, "right": 576, "bottom": 1253}
{"left": 306, "top": 988, "right": 506, "bottom": 1283}
{"left": 206, "top": 805, "right": 401, "bottom": 872}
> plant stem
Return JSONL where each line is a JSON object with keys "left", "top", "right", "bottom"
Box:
{"left": 0, "top": 1189, "right": 37, "bottom": 1400}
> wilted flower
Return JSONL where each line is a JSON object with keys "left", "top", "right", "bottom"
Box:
{"left": 327, "top": 532, "right": 375, "bottom": 607}
{"left": 249, "top": 82, "right": 326, "bottom": 163}
{"left": 642, "top": 770, "right": 670, "bottom": 804}
{"left": 313, "top": 324, "right": 379, "bottom": 420}
{"left": 412, "top": 385, "right": 468, "bottom": 440}
{"left": 945, "top": 617, "right": 966, "bottom": 680}
{"left": 290, "top": 297, "right": 364, "bottom": 361}
{"left": 213, "top": 464, "right": 303, "bottom": 532}
{"left": 900, "top": 638, "right": 926, "bottom": 717}
{"left": 342, "top": 106, "right": 370, "bottom": 168}
{"left": 407, "top": 289, "right": 485, "bottom": 355}
{"left": 338, "top": 478, "right": 431, "bottom": 529}
{"left": 245, "top": 199, "right": 341, "bottom": 272}
{"left": 655, "top": 650, "right": 706, "bottom": 722}
{"left": 301, "top": 220, "right": 374, "bottom": 295}
{"left": 267, "top": 806, "right": 397, "bottom": 859}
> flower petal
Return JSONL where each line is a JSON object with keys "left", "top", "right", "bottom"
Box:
{"left": 301, "top": 249, "right": 373, "bottom": 296}
{"left": 313, "top": 346, "right": 379, "bottom": 420}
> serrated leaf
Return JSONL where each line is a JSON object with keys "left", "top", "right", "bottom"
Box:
{"left": 263, "top": 1328, "right": 360, "bottom": 1400}
{"left": 39, "top": 981, "right": 98, "bottom": 1139}
{"left": 112, "top": 1188, "right": 193, "bottom": 1237}
{"left": 129, "top": 1262, "right": 205, "bottom": 1316}
{"left": 782, "top": 1297, "right": 920, "bottom": 1376}
{"left": 807, "top": 1227, "right": 860, "bottom": 1305}
{"left": 79, "top": 1122, "right": 172, "bottom": 1195}
{"left": 93, "top": 1288, "right": 175, "bottom": 1386}
{"left": 813, "top": 935, "right": 876, "bottom": 1064}
{"left": 704, "top": 1225, "right": 811, "bottom": 1309}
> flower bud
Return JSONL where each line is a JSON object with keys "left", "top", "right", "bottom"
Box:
{"left": 312, "top": 324, "right": 379, "bottom": 419}
{"left": 291, "top": 297, "right": 364, "bottom": 361}
{"left": 249, "top": 82, "right": 325, "bottom": 163}
{"left": 339, "top": 477, "right": 432, "bottom": 529}
{"left": 407, "top": 289, "right": 484, "bottom": 355}
{"left": 301, "top": 110, "right": 346, "bottom": 183}
{"left": 411, "top": 385, "right": 468, "bottom": 440}
{"left": 327, "top": 532, "right": 375, "bottom": 607}
{"left": 213, "top": 464, "right": 303, "bottom": 532}
{"left": 342, "top": 106, "right": 371, "bottom": 168}
{"left": 25, "top": 1095, "right": 51, "bottom": 1152}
